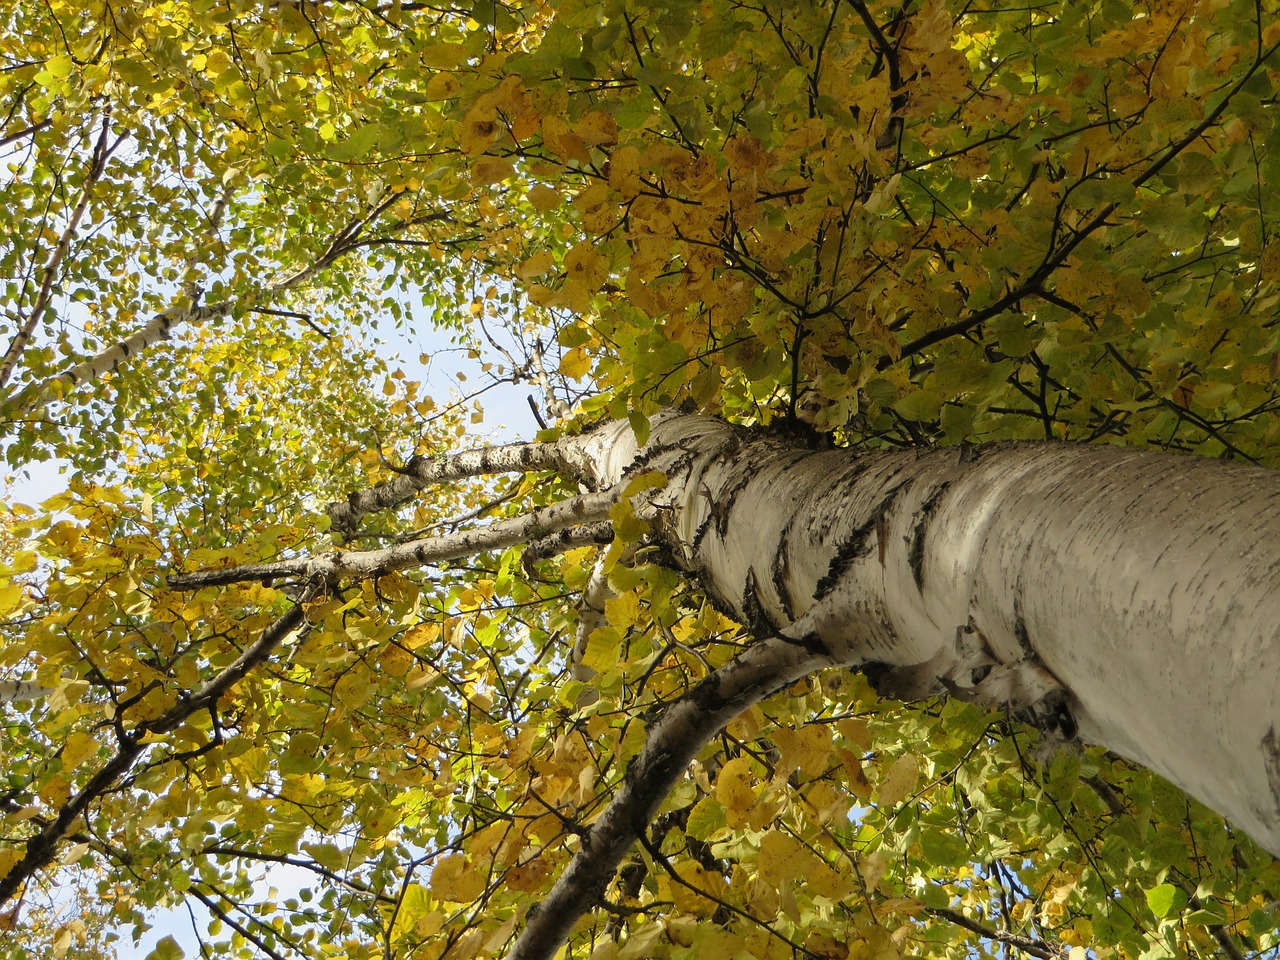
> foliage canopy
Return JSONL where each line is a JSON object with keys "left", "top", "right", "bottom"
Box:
{"left": 2, "top": 0, "right": 1279, "bottom": 958}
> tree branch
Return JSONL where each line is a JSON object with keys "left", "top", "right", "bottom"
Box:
{"left": 505, "top": 632, "right": 837, "bottom": 960}
{"left": 325, "top": 434, "right": 597, "bottom": 540}
{"left": 174, "top": 486, "right": 623, "bottom": 591}
{"left": 12, "top": 300, "right": 233, "bottom": 415}
{"left": 927, "top": 906, "right": 1063, "bottom": 960}
{"left": 0, "top": 604, "right": 308, "bottom": 904}
{"left": 0, "top": 116, "right": 126, "bottom": 390}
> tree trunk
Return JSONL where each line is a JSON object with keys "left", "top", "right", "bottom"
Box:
{"left": 572, "top": 413, "right": 1280, "bottom": 856}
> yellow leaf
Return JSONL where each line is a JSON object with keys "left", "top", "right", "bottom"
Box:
{"left": 581, "top": 625, "right": 623, "bottom": 674}
{"left": 559, "top": 347, "right": 592, "bottom": 379}
{"left": 543, "top": 115, "right": 590, "bottom": 164}
{"left": 0, "top": 582, "right": 24, "bottom": 618}
{"left": 473, "top": 156, "right": 515, "bottom": 184}
{"left": 666, "top": 861, "right": 726, "bottom": 916}
{"left": 607, "top": 145, "right": 643, "bottom": 196}
{"left": 426, "top": 72, "right": 462, "bottom": 99}
{"left": 61, "top": 731, "right": 99, "bottom": 772}
{"left": 575, "top": 112, "right": 618, "bottom": 146}
{"left": 391, "top": 883, "right": 443, "bottom": 940}
{"left": 603, "top": 592, "right": 641, "bottom": 627}
{"left": 757, "top": 830, "right": 807, "bottom": 887}
{"left": 516, "top": 251, "right": 556, "bottom": 280}
{"left": 527, "top": 184, "right": 561, "bottom": 210}
{"left": 715, "top": 756, "right": 756, "bottom": 813}
{"left": 564, "top": 242, "right": 609, "bottom": 290}
{"left": 773, "top": 723, "right": 832, "bottom": 780}
{"left": 459, "top": 106, "right": 500, "bottom": 155}
{"left": 877, "top": 753, "right": 920, "bottom": 808}
{"left": 430, "top": 853, "right": 487, "bottom": 902}
{"left": 334, "top": 670, "right": 374, "bottom": 711}
{"left": 420, "top": 43, "right": 469, "bottom": 69}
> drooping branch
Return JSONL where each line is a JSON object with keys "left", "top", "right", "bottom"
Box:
{"left": 505, "top": 630, "right": 839, "bottom": 960}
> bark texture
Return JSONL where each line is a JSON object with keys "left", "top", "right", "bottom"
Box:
{"left": 569, "top": 414, "right": 1280, "bottom": 856}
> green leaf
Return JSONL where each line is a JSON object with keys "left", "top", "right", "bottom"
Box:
{"left": 1145, "top": 884, "right": 1187, "bottom": 919}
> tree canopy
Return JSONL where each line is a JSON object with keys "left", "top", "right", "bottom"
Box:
{"left": 2, "top": 0, "right": 1280, "bottom": 958}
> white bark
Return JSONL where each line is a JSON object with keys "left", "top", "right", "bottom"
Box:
{"left": 0, "top": 680, "right": 53, "bottom": 705}
{"left": 568, "top": 415, "right": 1280, "bottom": 856}
{"left": 171, "top": 486, "right": 620, "bottom": 591}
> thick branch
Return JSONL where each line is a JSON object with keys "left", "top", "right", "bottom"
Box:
{"left": 0, "top": 680, "right": 53, "bottom": 705}
{"left": 12, "top": 300, "right": 233, "bottom": 415}
{"left": 505, "top": 632, "right": 837, "bottom": 960}
{"left": 522, "top": 520, "right": 615, "bottom": 571}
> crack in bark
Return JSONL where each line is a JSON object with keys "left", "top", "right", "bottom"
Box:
{"left": 740, "top": 567, "right": 782, "bottom": 635}
{"left": 1263, "top": 726, "right": 1280, "bottom": 817}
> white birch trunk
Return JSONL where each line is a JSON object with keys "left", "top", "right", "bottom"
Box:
{"left": 566, "top": 414, "right": 1280, "bottom": 855}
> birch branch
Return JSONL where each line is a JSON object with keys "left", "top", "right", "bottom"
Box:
{"left": 325, "top": 435, "right": 595, "bottom": 540}
{"left": 0, "top": 680, "right": 53, "bottom": 706}
{"left": 0, "top": 117, "right": 126, "bottom": 390}
{"left": 505, "top": 630, "right": 838, "bottom": 960}
{"left": 14, "top": 300, "right": 234, "bottom": 413}
{"left": 521, "top": 520, "right": 614, "bottom": 569}
{"left": 173, "top": 486, "right": 622, "bottom": 591}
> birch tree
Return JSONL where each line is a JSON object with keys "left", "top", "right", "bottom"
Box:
{"left": 4, "top": 0, "right": 1280, "bottom": 959}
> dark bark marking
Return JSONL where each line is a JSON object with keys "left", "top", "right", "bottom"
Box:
{"left": 1012, "top": 596, "right": 1033, "bottom": 656}
{"left": 814, "top": 480, "right": 910, "bottom": 601}
{"left": 862, "top": 660, "right": 935, "bottom": 701}
{"left": 713, "top": 473, "right": 755, "bottom": 539}
{"left": 1264, "top": 725, "right": 1280, "bottom": 817}
{"left": 956, "top": 440, "right": 1006, "bottom": 465}
{"left": 907, "top": 480, "right": 950, "bottom": 593}
{"left": 779, "top": 631, "right": 831, "bottom": 658}
{"left": 627, "top": 440, "right": 684, "bottom": 472}
{"left": 740, "top": 568, "right": 781, "bottom": 635}
{"left": 770, "top": 516, "right": 797, "bottom": 623}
